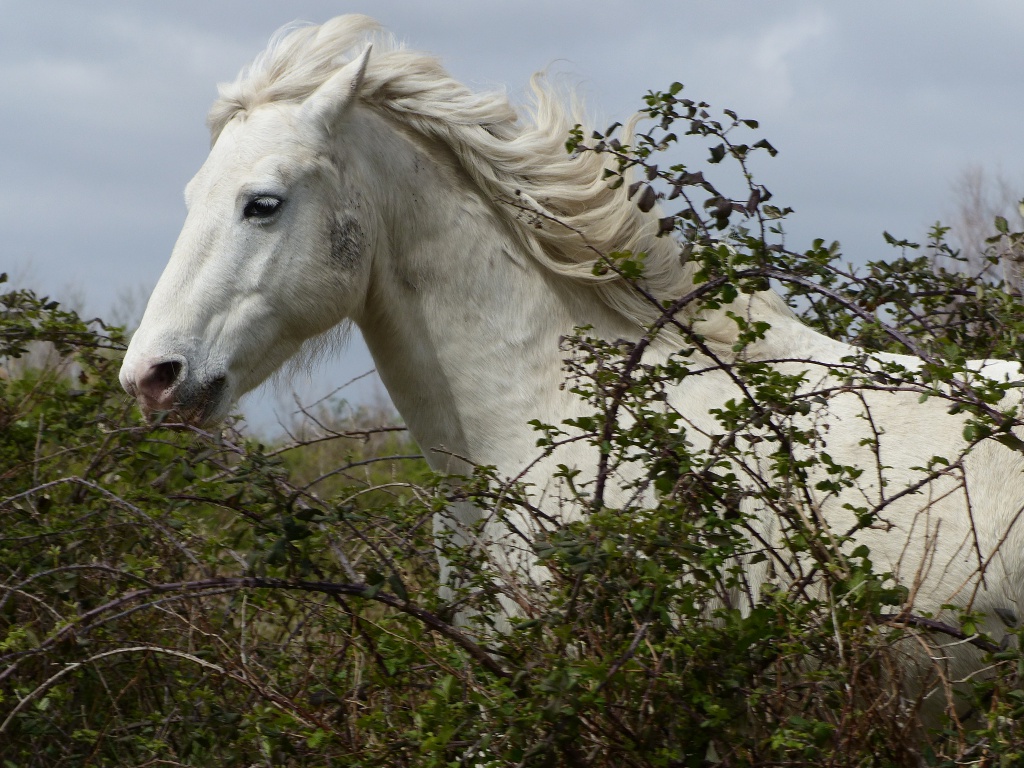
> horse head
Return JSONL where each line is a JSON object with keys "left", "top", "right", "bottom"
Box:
{"left": 120, "top": 48, "right": 374, "bottom": 424}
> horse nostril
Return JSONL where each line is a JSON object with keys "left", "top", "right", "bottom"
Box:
{"left": 150, "top": 360, "right": 183, "bottom": 390}
{"left": 136, "top": 358, "right": 186, "bottom": 408}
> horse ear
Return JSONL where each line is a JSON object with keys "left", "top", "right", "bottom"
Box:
{"left": 301, "top": 45, "right": 372, "bottom": 132}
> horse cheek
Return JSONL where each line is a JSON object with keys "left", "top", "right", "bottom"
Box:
{"left": 329, "top": 214, "right": 364, "bottom": 267}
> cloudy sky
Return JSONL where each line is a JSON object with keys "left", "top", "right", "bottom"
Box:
{"left": 4, "top": 1, "right": 1023, "bottom": 431}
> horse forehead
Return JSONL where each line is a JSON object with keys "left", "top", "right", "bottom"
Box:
{"left": 191, "top": 111, "right": 316, "bottom": 193}
{"left": 221, "top": 105, "right": 314, "bottom": 162}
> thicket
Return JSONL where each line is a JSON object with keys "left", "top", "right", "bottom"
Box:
{"left": 4, "top": 84, "right": 1024, "bottom": 766}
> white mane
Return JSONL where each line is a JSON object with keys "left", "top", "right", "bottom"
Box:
{"left": 208, "top": 14, "right": 791, "bottom": 349}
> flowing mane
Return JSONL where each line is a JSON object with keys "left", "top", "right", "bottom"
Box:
{"left": 207, "top": 15, "right": 792, "bottom": 348}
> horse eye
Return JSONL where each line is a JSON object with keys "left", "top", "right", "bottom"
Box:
{"left": 243, "top": 196, "right": 282, "bottom": 220}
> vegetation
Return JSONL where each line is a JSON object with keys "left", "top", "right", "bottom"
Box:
{"left": 4, "top": 84, "right": 1024, "bottom": 766}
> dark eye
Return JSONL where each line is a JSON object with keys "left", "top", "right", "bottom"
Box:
{"left": 243, "top": 196, "right": 282, "bottom": 221}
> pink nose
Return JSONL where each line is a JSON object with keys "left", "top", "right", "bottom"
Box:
{"left": 123, "top": 357, "right": 187, "bottom": 413}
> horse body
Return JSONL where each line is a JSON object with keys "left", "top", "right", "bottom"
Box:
{"left": 120, "top": 15, "right": 1024, "bottom": 701}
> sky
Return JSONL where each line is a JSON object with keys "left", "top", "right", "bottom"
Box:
{"left": 4, "top": 1, "right": 1024, "bottom": 432}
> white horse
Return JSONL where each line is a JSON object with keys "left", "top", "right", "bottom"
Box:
{"left": 120, "top": 15, "right": 1024, "bottom": 706}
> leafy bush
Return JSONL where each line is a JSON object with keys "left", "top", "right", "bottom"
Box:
{"left": 5, "top": 81, "right": 1024, "bottom": 767}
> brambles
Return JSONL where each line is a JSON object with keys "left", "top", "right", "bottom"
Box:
{"left": 5, "top": 78, "right": 1024, "bottom": 765}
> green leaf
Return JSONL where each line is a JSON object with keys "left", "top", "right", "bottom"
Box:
{"left": 996, "top": 432, "right": 1024, "bottom": 452}
{"left": 388, "top": 573, "right": 409, "bottom": 601}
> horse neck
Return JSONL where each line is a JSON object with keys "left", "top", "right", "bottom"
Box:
{"left": 347, "top": 112, "right": 640, "bottom": 474}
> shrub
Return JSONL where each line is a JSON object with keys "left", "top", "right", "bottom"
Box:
{"left": 5, "top": 81, "right": 1024, "bottom": 766}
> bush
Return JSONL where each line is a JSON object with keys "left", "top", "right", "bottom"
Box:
{"left": 5, "top": 83, "right": 1024, "bottom": 767}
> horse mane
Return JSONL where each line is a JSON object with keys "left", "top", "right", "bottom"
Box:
{"left": 208, "top": 15, "right": 794, "bottom": 349}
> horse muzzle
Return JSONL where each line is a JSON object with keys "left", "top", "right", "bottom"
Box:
{"left": 120, "top": 354, "right": 229, "bottom": 426}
